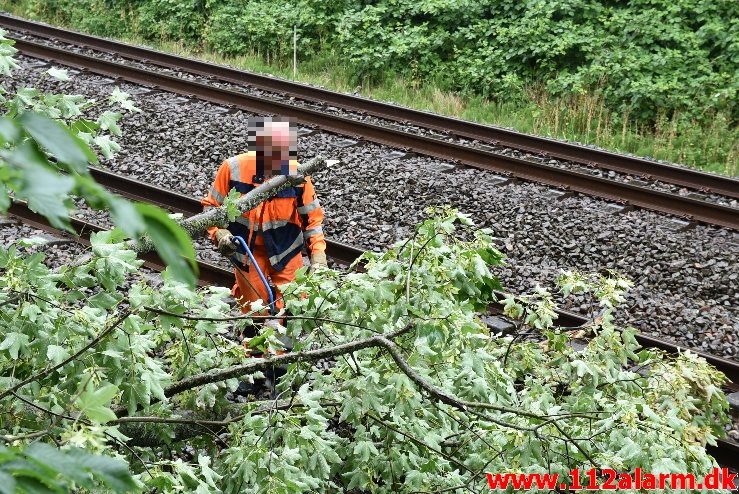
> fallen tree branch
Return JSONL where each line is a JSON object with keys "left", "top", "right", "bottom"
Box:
{"left": 164, "top": 321, "right": 413, "bottom": 398}
{"left": 131, "top": 156, "right": 327, "bottom": 253}
{"left": 66, "top": 156, "right": 328, "bottom": 269}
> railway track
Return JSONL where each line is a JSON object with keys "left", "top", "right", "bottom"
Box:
{"left": 2, "top": 13, "right": 737, "bottom": 200}
{"left": 2, "top": 17, "right": 738, "bottom": 230}
{"left": 5, "top": 190, "right": 739, "bottom": 470}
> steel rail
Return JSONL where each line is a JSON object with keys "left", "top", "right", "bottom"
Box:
{"left": 3, "top": 199, "right": 738, "bottom": 470}
{"left": 10, "top": 38, "right": 739, "bottom": 230}
{"left": 2, "top": 13, "right": 738, "bottom": 199}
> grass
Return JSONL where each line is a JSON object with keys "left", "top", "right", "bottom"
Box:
{"left": 2, "top": 1, "right": 736, "bottom": 176}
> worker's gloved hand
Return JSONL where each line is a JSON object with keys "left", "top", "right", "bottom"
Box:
{"left": 285, "top": 173, "right": 306, "bottom": 186}
{"left": 215, "top": 229, "right": 237, "bottom": 256}
{"left": 309, "top": 251, "right": 328, "bottom": 271}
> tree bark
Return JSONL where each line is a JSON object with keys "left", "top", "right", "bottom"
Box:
{"left": 164, "top": 321, "right": 412, "bottom": 398}
{"left": 131, "top": 156, "right": 327, "bottom": 253}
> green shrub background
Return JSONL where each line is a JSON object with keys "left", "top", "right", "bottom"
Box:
{"left": 8, "top": 0, "right": 738, "bottom": 173}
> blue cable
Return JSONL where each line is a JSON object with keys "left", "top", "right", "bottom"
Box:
{"left": 229, "top": 235, "right": 276, "bottom": 315}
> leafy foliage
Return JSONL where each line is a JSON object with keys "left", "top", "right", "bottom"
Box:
{"left": 0, "top": 443, "right": 136, "bottom": 493}
{"left": 0, "top": 209, "right": 731, "bottom": 492}
{"left": 0, "top": 29, "right": 197, "bottom": 285}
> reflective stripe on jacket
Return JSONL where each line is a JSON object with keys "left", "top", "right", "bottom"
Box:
{"left": 201, "top": 152, "right": 326, "bottom": 271}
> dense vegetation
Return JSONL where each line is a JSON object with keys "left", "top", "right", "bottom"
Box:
{"left": 3, "top": 0, "right": 738, "bottom": 174}
{"left": 1, "top": 211, "right": 732, "bottom": 492}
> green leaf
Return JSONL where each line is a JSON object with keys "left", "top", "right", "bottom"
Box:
{"left": 108, "top": 87, "right": 130, "bottom": 105}
{"left": 0, "top": 332, "right": 30, "bottom": 359}
{"left": 20, "top": 112, "right": 97, "bottom": 172}
{"left": 136, "top": 203, "right": 197, "bottom": 286}
{"left": 71, "top": 450, "right": 137, "bottom": 493}
{"left": 0, "top": 45, "right": 19, "bottom": 76}
{"left": 97, "top": 111, "right": 123, "bottom": 136}
{"left": 76, "top": 383, "right": 119, "bottom": 424}
{"left": 94, "top": 134, "right": 121, "bottom": 159}
{"left": 46, "top": 345, "right": 70, "bottom": 365}
{"left": 22, "top": 445, "right": 135, "bottom": 493}
{"left": 88, "top": 291, "right": 123, "bottom": 310}
{"left": 70, "top": 118, "right": 100, "bottom": 135}
{"left": 0, "top": 471, "right": 16, "bottom": 494}
{"left": 20, "top": 159, "right": 75, "bottom": 231}
{"left": 0, "top": 117, "right": 19, "bottom": 144}
{"left": 109, "top": 197, "right": 145, "bottom": 238}
{"left": 13, "top": 477, "right": 58, "bottom": 494}
{"left": 23, "top": 443, "right": 90, "bottom": 486}
{"left": 46, "top": 67, "right": 70, "bottom": 81}
{"left": 57, "top": 94, "right": 85, "bottom": 119}
{"left": 224, "top": 188, "right": 241, "bottom": 221}
{"left": 14, "top": 87, "right": 38, "bottom": 107}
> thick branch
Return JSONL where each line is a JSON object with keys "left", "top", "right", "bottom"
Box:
{"left": 164, "top": 322, "right": 413, "bottom": 398}
{"left": 131, "top": 156, "right": 327, "bottom": 253}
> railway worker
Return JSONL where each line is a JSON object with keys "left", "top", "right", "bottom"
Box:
{"left": 200, "top": 116, "right": 327, "bottom": 315}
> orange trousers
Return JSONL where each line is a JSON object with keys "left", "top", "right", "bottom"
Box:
{"left": 231, "top": 243, "right": 305, "bottom": 313}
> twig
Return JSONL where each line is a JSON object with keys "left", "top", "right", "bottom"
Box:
{"left": 367, "top": 413, "right": 475, "bottom": 475}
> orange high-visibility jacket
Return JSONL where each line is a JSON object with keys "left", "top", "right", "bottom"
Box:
{"left": 201, "top": 152, "right": 326, "bottom": 271}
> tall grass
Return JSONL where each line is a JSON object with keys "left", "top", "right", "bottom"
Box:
{"left": 2, "top": 1, "right": 736, "bottom": 176}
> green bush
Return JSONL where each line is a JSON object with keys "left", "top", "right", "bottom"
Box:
{"left": 205, "top": 0, "right": 356, "bottom": 60}
{"left": 24, "top": 0, "right": 134, "bottom": 37}
{"left": 338, "top": 0, "right": 737, "bottom": 122}
{"left": 205, "top": 1, "right": 299, "bottom": 59}
{"left": 137, "top": 0, "right": 207, "bottom": 43}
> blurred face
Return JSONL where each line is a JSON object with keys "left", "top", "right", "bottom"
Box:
{"left": 252, "top": 120, "right": 298, "bottom": 179}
